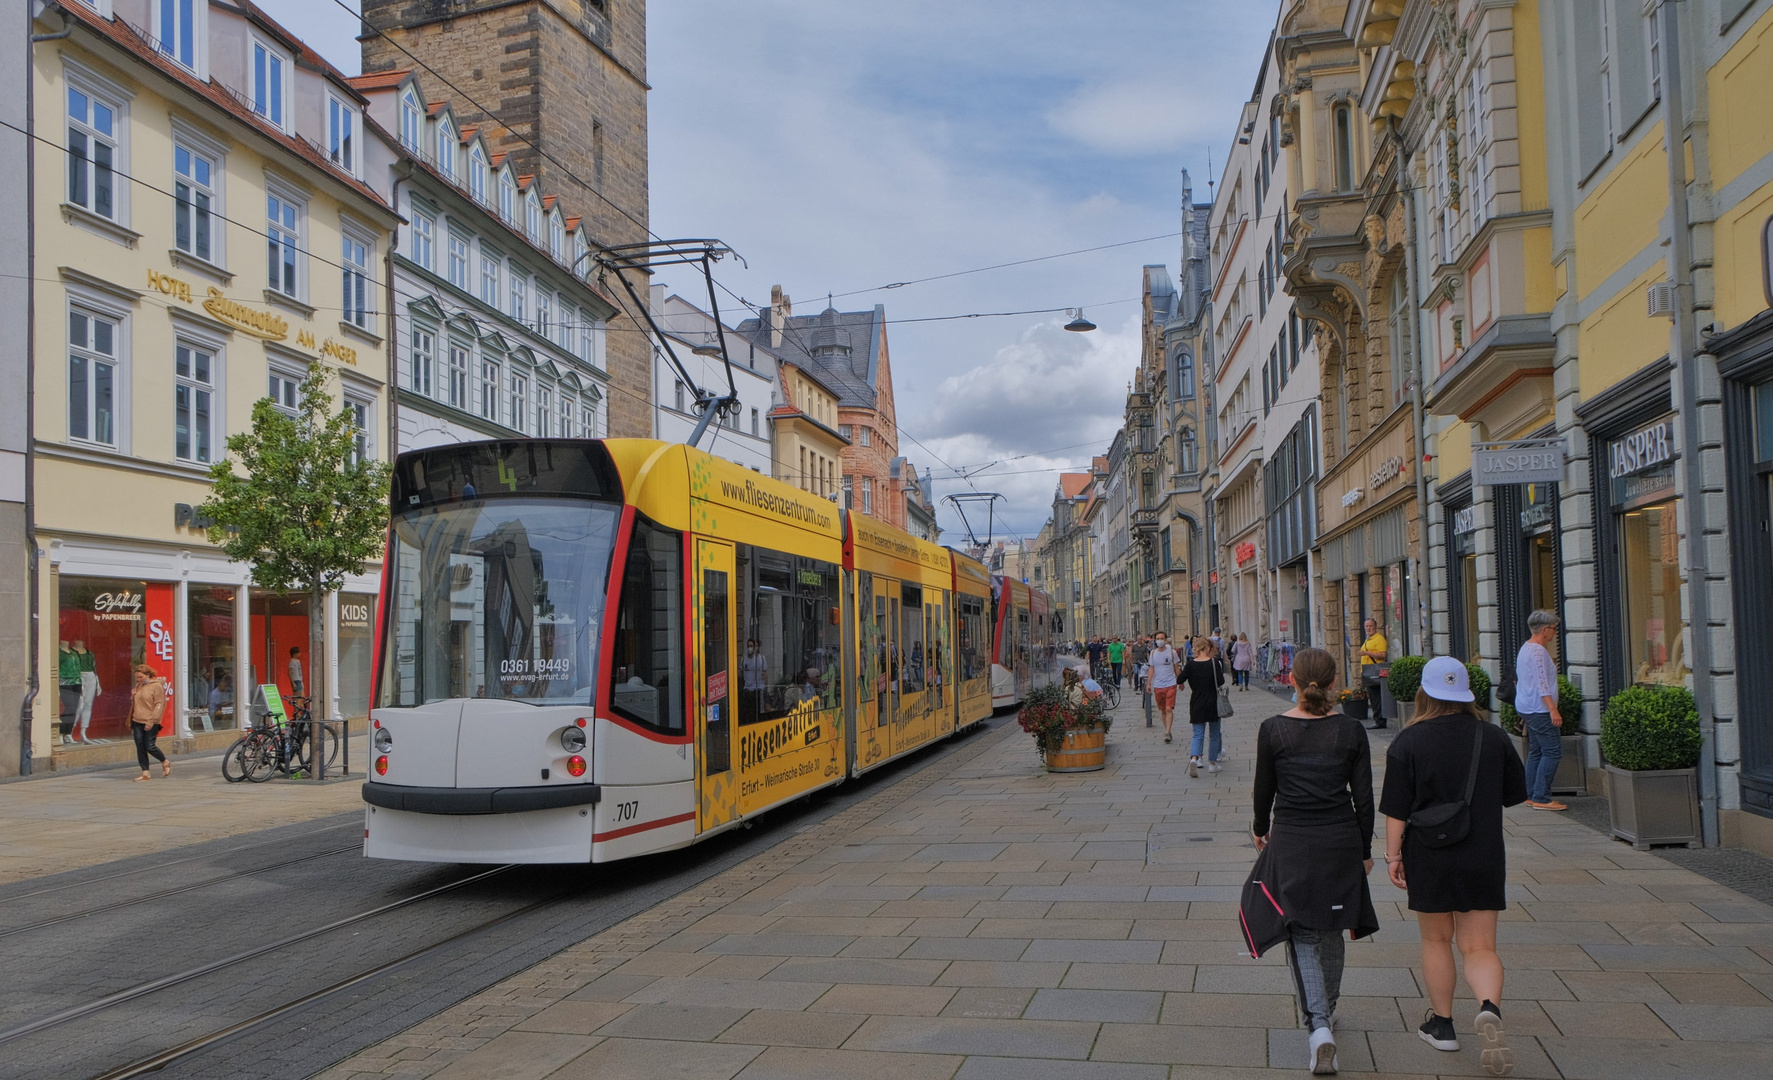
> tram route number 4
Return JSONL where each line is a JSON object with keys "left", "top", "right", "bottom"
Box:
{"left": 612, "top": 800, "right": 640, "bottom": 822}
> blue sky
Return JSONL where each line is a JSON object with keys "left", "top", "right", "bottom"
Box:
{"left": 266, "top": 0, "right": 1279, "bottom": 541}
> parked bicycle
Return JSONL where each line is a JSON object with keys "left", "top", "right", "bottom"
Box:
{"left": 219, "top": 696, "right": 339, "bottom": 782}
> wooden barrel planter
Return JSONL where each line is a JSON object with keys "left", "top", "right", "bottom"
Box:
{"left": 1046, "top": 726, "right": 1107, "bottom": 772}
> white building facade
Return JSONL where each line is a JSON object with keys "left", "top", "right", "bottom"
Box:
{"left": 651, "top": 289, "right": 776, "bottom": 472}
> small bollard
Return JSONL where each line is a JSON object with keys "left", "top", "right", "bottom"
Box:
{"left": 1144, "top": 689, "right": 1154, "bottom": 727}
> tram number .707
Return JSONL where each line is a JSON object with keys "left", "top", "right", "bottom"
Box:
{"left": 612, "top": 801, "right": 640, "bottom": 822}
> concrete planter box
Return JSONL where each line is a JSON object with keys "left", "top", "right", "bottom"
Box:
{"left": 1397, "top": 702, "right": 1416, "bottom": 725}
{"left": 1517, "top": 734, "right": 1589, "bottom": 796}
{"left": 1379, "top": 683, "right": 1399, "bottom": 719}
{"left": 1604, "top": 765, "right": 1700, "bottom": 849}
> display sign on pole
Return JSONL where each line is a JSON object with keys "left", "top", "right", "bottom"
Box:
{"left": 1472, "top": 439, "right": 1566, "bottom": 486}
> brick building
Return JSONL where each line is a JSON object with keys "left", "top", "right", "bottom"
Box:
{"left": 738, "top": 289, "right": 906, "bottom": 528}
{"left": 359, "top": 0, "right": 652, "bottom": 437}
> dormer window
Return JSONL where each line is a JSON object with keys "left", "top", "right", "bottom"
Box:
{"left": 525, "top": 193, "right": 541, "bottom": 240}
{"left": 549, "top": 213, "right": 564, "bottom": 260}
{"left": 328, "top": 96, "right": 357, "bottom": 176}
{"left": 499, "top": 171, "right": 516, "bottom": 223}
{"left": 156, "top": 0, "right": 202, "bottom": 74}
{"left": 469, "top": 144, "right": 488, "bottom": 203}
{"left": 399, "top": 87, "right": 422, "bottom": 151}
{"left": 436, "top": 118, "right": 455, "bottom": 180}
{"left": 250, "top": 38, "right": 288, "bottom": 129}
{"left": 574, "top": 232, "right": 589, "bottom": 278}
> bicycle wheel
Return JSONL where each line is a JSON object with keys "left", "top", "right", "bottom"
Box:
{"left": 1103, "top": 682, "right": 1121, "bottom": 709}
{"left": 221, "top": 736, "right": 249, "bottom": 782}
{"left": 241, "top": 731, "right": 280, "bottom": 783}
{"left": 315, "top": 724, "right": 341, "bottom": 770}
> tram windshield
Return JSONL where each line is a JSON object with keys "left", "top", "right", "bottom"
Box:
{"left": 379, "top": 499, "right": 619, "bottom": 707}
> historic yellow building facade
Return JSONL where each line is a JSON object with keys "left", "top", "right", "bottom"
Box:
{"left": 31, "top": 1, "right": 398, "bottom": 768}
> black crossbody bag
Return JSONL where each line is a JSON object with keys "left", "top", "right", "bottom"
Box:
{"left": 1408, "top": 721, "right": 1484, "bottom": 848}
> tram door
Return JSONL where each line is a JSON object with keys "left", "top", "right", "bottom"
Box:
{"left": 695, "top": 539, "right": 740, "bottom": 833}
{"left": 930, "top": 590, "right": 950, "bottom": 733}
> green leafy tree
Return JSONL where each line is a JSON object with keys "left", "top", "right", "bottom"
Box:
{"left": 198, "top": 363, "right": 390, "bottom": 775}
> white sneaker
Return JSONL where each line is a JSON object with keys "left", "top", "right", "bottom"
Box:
{"left": 1309, "top": 1027, "right": 1338, "bottom": 1075}
{"left": 1207, "top": 761, "right": 1223, "bottom": 773}
{"left": 1188, "top": 756, "right": 1199, "bottom": 778}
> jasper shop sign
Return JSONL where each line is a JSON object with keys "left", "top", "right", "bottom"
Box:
{"left": 1473, "top": 439, "right": 1566, "bottom": 487}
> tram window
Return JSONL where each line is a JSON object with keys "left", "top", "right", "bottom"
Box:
{"left": 738, "top": 544, "right": 841, "bottom": 723}
{"left": 957, "top": 595, "right": 984, "bottom": 681}
{"left": 610, "top": 520, "right": 684, "bottom": 735}
{"left": 856, "top": 571, "right": 875, "bottom": 705}
{"left": 703, "top": 568, "right": 731, "bottom": 774}
{"left": 901, "top": 584, "right": 925, "bottom": 693}
{"left": 929, "top": 597, "right": 946, "bottom": 692}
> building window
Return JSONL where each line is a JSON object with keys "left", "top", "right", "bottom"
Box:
{"left": 509, "top": 373, "right": 528, "bottom": 432}
{"left": 581, "top": 400, "right": 598, "bottom": 438}
{"left": 480, "top": 359, "right": 501, "bottom": 421}
{"left": 469, "top": 144, "right": 488, "bottom": 203}
{"left": 842, "top": 476, "right": 853, "bottom": 508}
{"left": 436, "top": 119, "right": 455, "bottom": 180}
{"left": 550, "top": 214, "right": 565, "bottom": 260}
{"left": 342, "top": 232, "right": 372, "bottom": 329}
{"left": 398, "top": 86, "right": 421, "bottom": 150}
{"left": 860, "top": 426, "right": 871, "bottom": 447}
{"left": 560, "top": 393, "right": 575, "bottom": 437}
{"left": 536, "top": 384, "right": 552, "bottom": 436}
{"left": 1334, "top": 104, "right": 1353, "bottom": 191}
{"left": 68, "top": 308, "right": 117, "bottom": 446}
{"left": 174, "top": 341, "right": 215, "bottom": 463}
{"left": 1600, "top": 1, "right": 1616, "bottom": 145}
{"left": 1389, "top": 273, "right": 1413, "bottom": 405}
{"left": 412, "top": 212, "right": 434, "bottom": 272}
{"left": 173, "top": 144, "right": 215, "bottom": 262}
{"left": 862, "top": 477, "right": 872, "bottom": 514}
{"left": 536, "top": 290, "right": 551, "bottom": 337}
{"left": 267, "top": 193, "right": 300, "bottom": 297}
{"left": 1648, "top": 11, "right": 1663, "bottom": 102}
{"left": 156, "top": 0, "right": 198, "bottom": 71}
{"left": 345, "top": 398, "right": 370, "bottom": 465}
{"left": 66, "top": 83, "right": 119, "bottom": 221}
{"left": 839, "top": 424, "right": 851, "bottom": 440}
{"left": 526, "top": 193, "right": 541, "bottom": 240}
{"left": 447, "top": 343, "right": 469, "bottom": 409}
{"left": 267, "top": 369, "right": 300, "bottom": 414}
{"left": 251, "top": 40, "right": 286, "bottom": 128}
{"left": 447, "top": 232, "right": 469, "bottom": 290}
{"left": 574, "top": 232, "right": 590, "bottom": 279}
{"left": 509, "top": 273, "right": 526, "bottom": 323}
{"left": 327, "top": 97, "right": 356, "bottom": 175}
{"left": 480, "top": 252, "right": 500, "bottom": 306}
{"left": 411, "top": 328, "right": 434, "bottom": 397}
{"left": 674, "top": 380, "right": 686, "bottom": 411}
{"left": 751, "top": 407, "right": 759, "bottom": 436}
{"left": 500, "top": 171, "right": 516, "bottom": 223}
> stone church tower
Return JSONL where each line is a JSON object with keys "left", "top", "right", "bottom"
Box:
{"left": 359, "top": 0, "right": 652, "bottom": 437}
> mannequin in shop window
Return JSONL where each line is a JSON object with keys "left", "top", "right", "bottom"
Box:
{"left": 57, "top": 641, "right": 80, "bottom": 744}
{"left": 73, "top": 641, "right": 100, "bottom": 743}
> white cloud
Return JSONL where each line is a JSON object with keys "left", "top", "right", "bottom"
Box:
{"left": 1048, "top": 79, "right": 1224, "bottom": 155}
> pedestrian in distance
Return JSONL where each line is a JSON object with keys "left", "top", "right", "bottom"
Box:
{"left": 129, "top": 663, "right": 171, "bottom": 782}
{"left": 1232, "top": 632, "right": 1254, "bottom": 690}
{"left": 1516, "top": 610, "right": 1567, "bottom": 811}
{"left": 1087, "top": 637, "right": 1105, "bottom": 681}
{"left": 1148, "top": 631, "right": 1182, "bottom": 743}
{"left": 1108, "top": 636, "right": 1126, "bottom": 687}
{"left": 1358, "top": 618, "right": 1389, "bottom": 729}
{"left": 288, "top": 645, "right": 306, "bottom": 697}
{"left": 1181, "top": 636, "right": 1227, "bottom": 777}
{"left": 1211, "top": 626, "right": 1225, "bottom": 657}
{"left": 1250, "top": 646, "right": 1379, "bottom": 1076}
{"left": 1379, "top": 655, "right": 1527, "bottom": 1075}
{"left": 1131, "top": 635, "right": 1151, "bottom": 692}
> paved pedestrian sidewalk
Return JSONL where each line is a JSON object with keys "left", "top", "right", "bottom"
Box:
{"left": 318, "top": 689, "right": 1773, "bottom": 1080}
{"left": 0, "top": 736, "right": 367, "bottom": 885}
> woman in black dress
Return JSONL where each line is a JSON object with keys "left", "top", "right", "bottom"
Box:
{"left": 1251, "top": 647, "right": 1377, "bottom": 1076}
{"left": 1379, "top": 656, "right": 1527, "bottom": 1077}
{"left": 1180, "top": 637, "right": 1225, "bottom": 777}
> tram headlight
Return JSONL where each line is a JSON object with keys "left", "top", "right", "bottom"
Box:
{"left": 373, "top": 727, "right": 394, "bottom": 754}
{"left": 374, "top": 755, "right": 389, "bottom": 775}
{"left": 560, "top": 726, "right": 587, "bottom": 753}
{"left": 566, "top": 755, "right": 587, "bottom": 777}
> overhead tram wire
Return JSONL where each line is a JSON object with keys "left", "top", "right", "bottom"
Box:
{"left": 820, "top": 231, "right": 1186, "bottom": 302}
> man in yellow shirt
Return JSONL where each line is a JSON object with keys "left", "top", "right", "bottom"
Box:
{"left": 1359, "top": 617, "right": 1388, "bottom": 729}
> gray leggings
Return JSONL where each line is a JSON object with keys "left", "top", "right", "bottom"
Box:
{"left": 1287, "top": 927, "right": 1346, "bottom": 1032}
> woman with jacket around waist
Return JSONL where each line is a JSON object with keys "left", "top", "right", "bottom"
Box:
{"left": 1180, "top": 637, "right": 1225, "bottom": 778}
{"left": 1379, "top": 656, "right": 1527, "bottom": 1077}
{"left": 1251, "top": 646, "right": 1378, "bottom": 1076}
{"left": 1231, "top": 633, "right": 1254, "bottom": 689}
{"left": 129, "top": 664, "right": 171, "bottom": 781}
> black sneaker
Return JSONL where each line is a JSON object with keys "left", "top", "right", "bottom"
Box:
{"left": 1476, "top": 1001, "right": 1512, "bottom": 1076}
{"left": 1419, "top": 1010, "right": 1459, "bottom": 1052}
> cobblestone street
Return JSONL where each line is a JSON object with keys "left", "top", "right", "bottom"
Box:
{"left": 314, "top": 689, "right": 1773, "bottom": 1080}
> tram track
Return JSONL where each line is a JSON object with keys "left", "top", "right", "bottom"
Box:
{"left": 8, "top": 715, "right": 1009, "bottom": 1080}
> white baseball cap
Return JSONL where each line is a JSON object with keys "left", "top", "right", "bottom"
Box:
{"left": 1421, "top": 656, "right": 1475, "bottom": 703}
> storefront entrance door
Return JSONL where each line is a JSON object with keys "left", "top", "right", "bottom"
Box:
{"left": 250, "top": 591, "right": 311, "bottom": 706}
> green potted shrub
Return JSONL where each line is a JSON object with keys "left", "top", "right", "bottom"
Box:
{"left": 1018, "top": 681, "right": 1110, "bottom": 773}
{"left": 1600, "top": 685, "right": 1702, "bottom": 848}
{"left": 1465, "top": 663, "right": 1492, "bottom": 712}
{"left": 1386, "top": 656, "right": 1428, "bottom": 724}
{"left": 1501, "top": 676, "right": 1587, "bottom": 794}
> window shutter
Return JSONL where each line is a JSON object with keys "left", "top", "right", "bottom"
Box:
{"left": 1611, "top": 0, "right": 1652, "bottom": 127}
{"left": 1574, "top": 3, "right": 1610, "bottom": 180}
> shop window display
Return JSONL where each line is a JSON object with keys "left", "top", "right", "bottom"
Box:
{"left": 1622, "top": 501, "right": 1687, "bottom": 686}
{"left": 188, "top": 586, "right": 237, "bottom": 732}
{"left": 57, "top": 577, "right": 174, "bottom": 744}
{"left": 337, "top": 592, "right": 375, "bottom": 718}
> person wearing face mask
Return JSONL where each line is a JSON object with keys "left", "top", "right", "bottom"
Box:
{"left": 1147, "top": 632, "right": 1181, "bottom": 743}
{"left": 741, "top": 638, "right": 766, "bottom": 724}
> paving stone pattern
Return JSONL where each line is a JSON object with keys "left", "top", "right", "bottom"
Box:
{"left": 318, "top": 688, "right": 1773, "bottom": 1079}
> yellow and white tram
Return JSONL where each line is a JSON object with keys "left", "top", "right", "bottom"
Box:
{"left": 362, "top": 438, "right": 1000, "bottom": 865}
